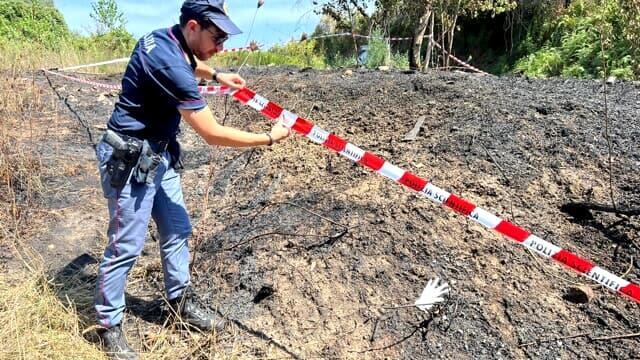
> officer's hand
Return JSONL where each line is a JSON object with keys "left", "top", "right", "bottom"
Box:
{"left": 269, "top": 120, "right": 291, "bottom": 143}
{"left": 216, "top": 73, "right": 246, "bottom": 89}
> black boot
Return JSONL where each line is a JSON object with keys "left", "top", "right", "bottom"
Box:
{"left": 97, "top": 324, "right": 138, "bottom": 360}
{"left": 168, "top": 286, "right": 226, "bottom": 332}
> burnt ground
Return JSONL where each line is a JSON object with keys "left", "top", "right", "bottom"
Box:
{"left": 18, "top": 67, "right": 640, "bottom": 358}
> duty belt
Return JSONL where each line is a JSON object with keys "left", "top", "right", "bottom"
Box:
{"left": 102, "top": 130, "right": 164, "bottom": 187}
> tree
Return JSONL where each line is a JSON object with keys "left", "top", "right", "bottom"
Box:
{"left": 316, "top": 0, "right": 374, "bottom": 55}
{"left": 86, "top": 0, "right": 135, "bottom": 55}
{"left": 402, "top": 1, "right": 432, "bottom": 70}
{"left": 312, "top": 0, "right": 517, "bottom": 71}
{"left": 90, "top": 0, "right": 126, "bottom": 35}
{"left": 619, "top": 0, "right": 640, "bottom": 76}
{"left": 0, "top": 0, "right": 70, "bottom": 47}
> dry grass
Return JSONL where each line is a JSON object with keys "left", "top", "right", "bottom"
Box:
{"left": 0, "top": 69, "right": 45, "bottom": 265}
{"left": 0, "top": 42, "right": 127, "bottom": 73}
{"left": 0, "top": 56, "right": 59, "bottom": 260}
{"left": 0, "top": 273, "right": 107, "bottom": 360}
{"left": 0, "top": 61, "right": 105, "bottom": 360}
{"left": 0, "top": 57, "right": 102, "bottom": 358}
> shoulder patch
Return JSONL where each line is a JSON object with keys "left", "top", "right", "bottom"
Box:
{"left": 142, "top": 33, "right": 157, "bottom": 54}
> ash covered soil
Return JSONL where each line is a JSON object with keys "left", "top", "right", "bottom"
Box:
{"left": 30, "top": 67, "right": 640, "bottom": 359}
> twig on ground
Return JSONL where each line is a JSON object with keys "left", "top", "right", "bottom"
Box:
{"left": 521, "top": 331, "right": 640, "bottom": 346}
{"left": 443, "top": 297, "right": 460, "bottom": 332}
{"left": 242, "top": 201, "right": 353, "bottom": 230}
{"left": 282, "top": 201, "right": 352, "bottom": 229}
{"left": 353, "top": 318, "right": 433, "bottom": 353}
{"left": 591, "top": 332, "right": 640, "bottom": 341}
{"left": 304, "top": 228, "right": 349, "bottom": 250}
{"left": 402, "top": 116, "right": 425, "bottom": 141}
{"left": 383, "top": 303, "right": 435, "bottom": 310}
{"left": 621, "top": 256, "right": 634, "bottom": 278}
{"left": 190, "top": 149, "right": 217, "bottom": 270}
{"left": 519, "top": 332, "right": 592, "bottom": 347}
{"left": 42, "top": 71, "right": 96, "bottom": 149}
{"left": 563, "top": 202, "right": 639, "bottom": 217}
{"left": 223, "top": 231, "right": 341, "bottom": 251}
{"left": 599, "top": 31, "right": 618, "bottom": 211}
{"left": 480, "top": 144, "right": 517, "bottom": 221}
{"left": 369, "top": 318, "right": 380, "bottom": 342}
{"left": 304, "top": 102, "right": 318, "bottom": 121}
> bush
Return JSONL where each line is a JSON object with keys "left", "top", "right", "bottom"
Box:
{"left": 327, "top": 54, "right": 357, "bottom": 68}
{"left": 515, "top": 47, "right": 563, "bottom": 77}
{"left": 73, "top": 28, "right": 136, "bottom": 57}
{"left": 315, "top": 34, "right": 362, "bottom": 65}
{"left": 213, "top": 40, "right": 326, "bottom": 69}
{"left": 514, "top": 0, "right": 636, "bottom": 79}
{"left": 0, "top": 0, "right": 71, "bottom": 49}
{"left": 0, "top": 0, "right": 136, "bottom": 69}
{"left": 312, "top": 14, "right": 370, "bottom": 65}
{"left": 366, "top": 30, "right": 389, "bottom": 68}
{"left": 391, "top": 51, "right": 410, "bottom": 70}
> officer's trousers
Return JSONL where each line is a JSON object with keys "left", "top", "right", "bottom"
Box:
{"left": 94, "top": 141, "right": 192, "bottom": 328}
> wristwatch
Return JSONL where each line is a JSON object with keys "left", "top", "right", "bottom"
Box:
{"left": 211, "top": 71, "right": 218, "bottom": 82}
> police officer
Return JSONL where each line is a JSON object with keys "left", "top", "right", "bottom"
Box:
{"left": 94, "top": 1, "right": 290, "bottom": 358}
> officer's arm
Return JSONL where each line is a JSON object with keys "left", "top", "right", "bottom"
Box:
{"left": 194, "top": 59, "right": 215, "bottom": 80}
{"left": 194, "top": 59, "right": 246, "bottom": 89}
{"left": 180, "top": 106, "right": 271, "bottom": 147}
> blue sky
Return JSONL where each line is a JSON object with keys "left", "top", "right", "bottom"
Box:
{"left": 53, "top": 0, "right": 322, "bottom": 49}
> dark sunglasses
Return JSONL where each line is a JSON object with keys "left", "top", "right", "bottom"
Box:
{"left": 202, "top": 25, "right": 228, "bottom": 46}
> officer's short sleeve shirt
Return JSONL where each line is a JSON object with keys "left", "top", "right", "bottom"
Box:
{"left": 108, "top": 25, "right": 206, "bottom": 141}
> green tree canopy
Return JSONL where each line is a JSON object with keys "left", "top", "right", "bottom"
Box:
{"left": 90, "top": 0, "right": 127, "bottom": 35}
{"left": 0, "top": 0, "right": 70, "bottom": 48}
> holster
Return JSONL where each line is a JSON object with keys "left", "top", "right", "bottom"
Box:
{"left": 133, "top": 141, "right": 163, "bottom": 185}
{"left": 103, "top": 130, "right": 163, "bottom": 189}
{"left": 168, "top": 139, "right": 183, "bottom": 171}
{"left": 104, "top": 134, "right": 142, "bottom": 190}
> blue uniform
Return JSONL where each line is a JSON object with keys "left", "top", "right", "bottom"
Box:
{"left": 95, "top": 25, "right": 204, "bottom": 328}
{"left": 108, "top": 25, "right": 206, "bottom": 140}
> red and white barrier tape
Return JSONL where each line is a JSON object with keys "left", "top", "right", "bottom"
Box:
{"left": 219, "top": 46, "right": 258, "bottom": 54}
{"left": 429, "top": 40, "right": 489, "bottom": 75}
{"left": 54, "top": 46, "right": 257, "bottom": 72}
{"left": 308, "top": 32, "right": 416, "bottom": 42}
{"left": 197, "top": 85, "right": 234, "bottom": 96}
{"left": 42, "top": 69, "right": 230, "bottom": 96}
{"left": 229, "top": 86, "right": 640, "bottom": 304}
{"left": 59, "top": 58, "right": 130, "bottom": 72}
{"left": 50, "top": 36, "right": 486, "bottom": 76}
{"left": 43, "top": 63, "right": 639, "bottom": 302}
{"left": 42, "top": 69, "right": 121, "bottom": 90}
{"left": 307, "top": 32, "right": 359, "bottom": 40}
{"left": 388, "top": 36, "right": 415, "bottom": 41}
{"left": 307, "top": 33, "right": 487, "bottom": 74}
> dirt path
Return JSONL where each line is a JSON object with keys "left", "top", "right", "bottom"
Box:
{"left": 27, "top": 67, "right": 640, "bottom": 359}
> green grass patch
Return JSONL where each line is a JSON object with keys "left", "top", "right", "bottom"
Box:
{"left": 213, "top": 40, "right": 326, "bottom": 69}
{"left": 514, "top": 0, "right": 637, "bottom": 79}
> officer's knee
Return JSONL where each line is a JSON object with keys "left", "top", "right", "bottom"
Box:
{"left": 179, "top": 227, "right": 192, "bottom": 241}
{"left": 159, "top": 227, "right": 192, "bottom": 246}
